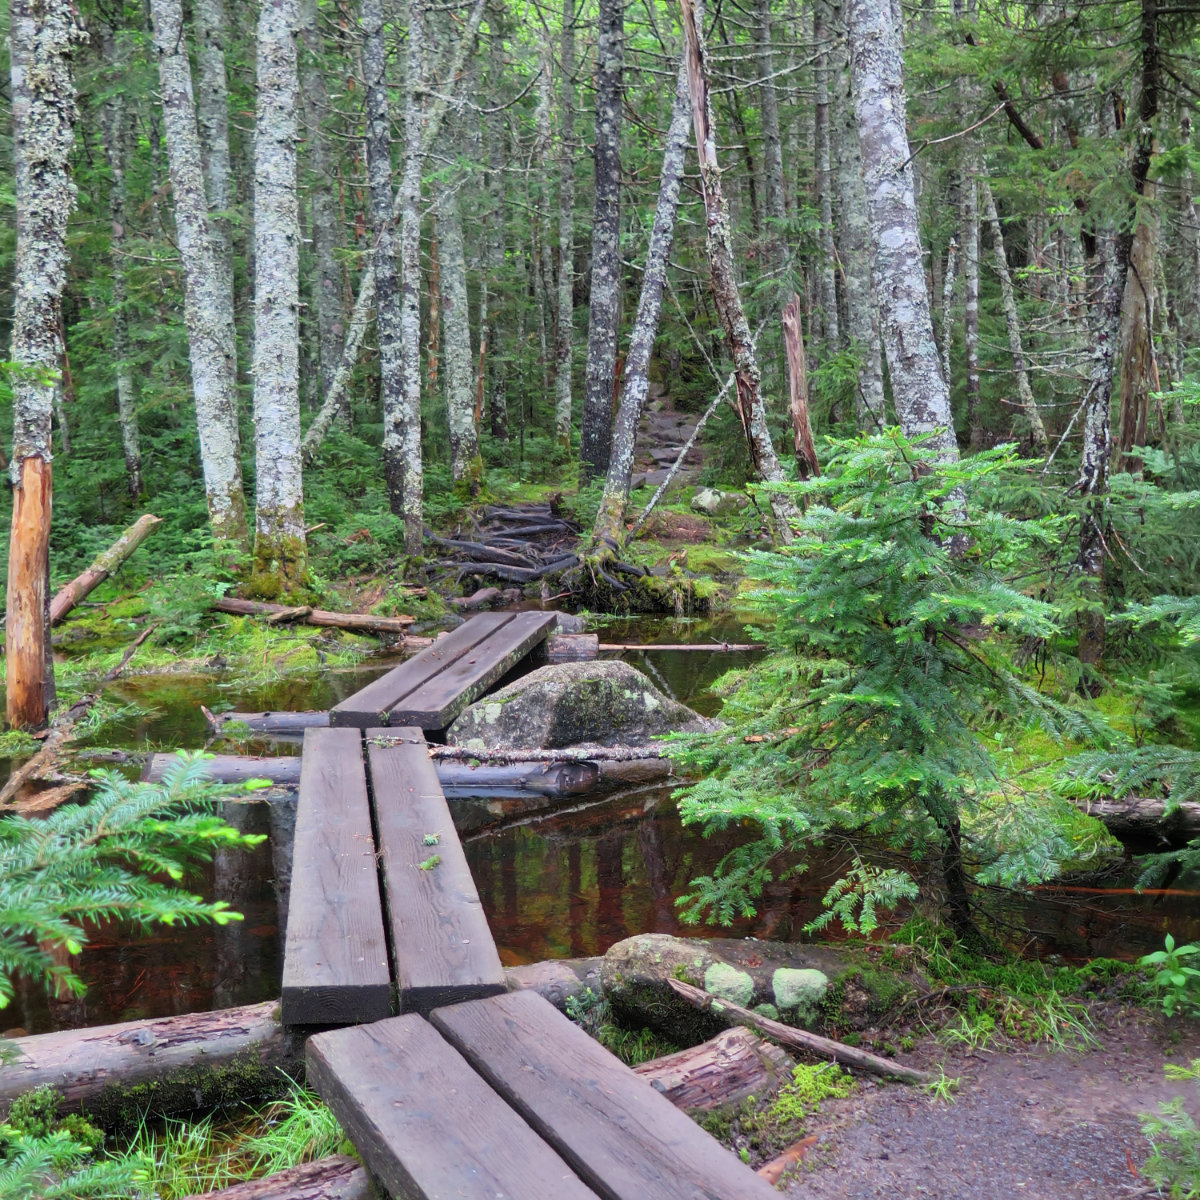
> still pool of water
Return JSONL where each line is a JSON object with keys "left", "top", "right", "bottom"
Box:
{"left": 5, "top": 613, "right": 1197, "bottom": 1035}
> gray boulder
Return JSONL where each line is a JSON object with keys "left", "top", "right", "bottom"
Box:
{"left": 691, "top": 487, "right": 747, "bottom": 516}
{"left": 446, "top": 659, "right": 710, "bottom": 750}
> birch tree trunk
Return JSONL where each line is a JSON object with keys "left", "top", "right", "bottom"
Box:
{"left": 251, "top": 0, "right": 307, "bottom": 595}
{"left": 7, "top": 0, "right": 81, "bottom": 728}
{"left": 847, "top": 0, "right": 958, "bottom": 461}
{"left": 980, "top": 177, "right": 1047, "bottom": 450}
{"left": 592, "top": 59, "right": 690, "bottom": 547}
{"left": 679, "top": 0, "right": 796, "bottom": 543}
{"left": 941, "top": 236, "right": 957, "bottom": 387}
{"left": 299, "top": 0, "right": 345, "bottom": 403}
{"left": 830, "top": 0, "right": 884, "bottom": 430}
{"left": 397, "top": 0, "right": 427, "bottom": 552}
{"left": 963, "top": 160, "right": 983, "bottom": 449}
{"left": 756, "top": 0, "right": 787, "bottom": 279}
{"left": 100, "top": 24, "right": 142, "bottom": 499}
{"left": 150, "top": 0, "right": 249, "bottom": 554}
{"left": 553, "top": 1, "right": 576, "bottom": 449}
{"left": 438, "top": 185, "right": 483, "bottom": 492}
{"left": 579, "top": 0, "right": 624, "bottom": 481}
{"left": 813, "top": 0, "right": 838, "bottom": 353}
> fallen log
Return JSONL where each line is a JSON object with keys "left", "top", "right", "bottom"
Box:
{"left": 181, "top": 1156, "right": 372, "bottom": 1200}
{"left": 0, "top": 1001, "right": 301, "bottom": 1127}
{"left": 450, "top": 586, "right": 502, "bottom": 611}
{"left": 212, "top": 597, "right": 413, "bottom": 636}
{"left": 49, "top": 513, "right": 162, "bottom": 626}
{"left": 667, "top": 977, "right": 933, "bottom": 1086}
{"left": 1075, "top": 797, "right": 1200, "bottom": 842}
{"left": 144, "top": 754, "right": 302, "bottom": 787}
{"left": 205, "top": 709, "right": 332, "bottom": 735}
{"left": 633, "top": 1026, "right": 791, "bottom": 1111}
{"left": 599, "top": 641, "right": 764, "bottom": 652}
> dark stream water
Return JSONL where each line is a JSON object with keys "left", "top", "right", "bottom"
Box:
{"left": 5, "top": 614, "right": 1198, "bottom": 1036}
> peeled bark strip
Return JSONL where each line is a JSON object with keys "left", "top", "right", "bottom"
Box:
{"left": 553, "top": 2, "right": 577, "bottom": 449}
{"left": 150, "top": 0, "right": 249, "bottom": 553}
{"left": 579, "top": 0, "right": 624, "bottom": 481}
{"left": 252, "top": 0, "right": 307, "bottom": 594}
{"left": 848, "top": 0, "right": 958, "bottom": 462}
{"left": 7, "top": 0, "right": 81, "bottom": 729}
{"left": 679, "top": 0, "right": 796, "bottom": 543}
{"left": 783, "top": 295, "right": 819, "bottom": 479}
{"left": 0, "top": 1002, "right": 300, "bottom": 1122}
{"left": 980, "top": 177, "right": 1047, "bottom": 450}
{"left": 49, "top": 513, "right": 162, "bottom": 624}
{"left": 593, "top": 59, "right": 690, "bottom": 546}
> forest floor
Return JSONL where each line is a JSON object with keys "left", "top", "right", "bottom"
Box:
{"left": 785, "top": 1003, "right": 1200, "bottom": 1199}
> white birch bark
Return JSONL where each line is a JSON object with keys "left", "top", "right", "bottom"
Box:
{"left": 553, "top": 0, "right": 576, "bottom": 448}
{"left": 941, "top": 235, "right": 957, "bottom": 386}
{"left": 963, "top": 157, "right": 982, "bottom": 449}
{"left": 534, "top": 45, "right": 556, "bottom": 394}
{"left": 438, "top": 185, "right": 482, "bottom": 490}
{"left": 813, "top": 0, "right": 838, "bottom": 351}
{"left": 593, "top": 59, "right": 690, "bottom": 546}
{"left": 150, "top": 0, "right": 249, "bottom": 551}
{"left": 980, "top": 177, "right": 1047, "bottom": 450}
{"left": 252, "top": 0, "right": 307, "bottom": 592}
{"left": 848, "top": 0, "right": 957, "bottom": 461}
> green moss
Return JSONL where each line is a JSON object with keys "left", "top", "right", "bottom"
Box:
{"left": 704, "top": 963, "right": 755, "bottom": 1006}
{"left": 7, "top": 1086, "right": 105, "bottom": 1154}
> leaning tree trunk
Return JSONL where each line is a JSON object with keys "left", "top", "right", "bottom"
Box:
{"left": 149, "top": 0, "right": 249, "bottom": 555}
{"left": 830, "top": 0, "right": 884, "bottom": 430}
{"left": 397, "top": 0, "right": 427, "bottom": 553}
{"left": 980, "top": 177, "right": 1047, "bottom": 450}
{"left": 679, "top": 0, "right": 797, "bottom": 543}
{"left": 6, "top": 0, "right": 81, "bottom": 729}
{"left": 251, "top": 0, "right": 307, "bottom": 595}
{"left": 100, "top": 24, "right": 142, "bottom": 499}
{"left": 847, "top": 0, "right": 958, "bottom": 462}
{"left": 439, "top": 185, "right": 483, "bottom": 493}
{"left": 553, "top": 2, "right": 577, "bottom": 449}
{"left": 579, "top": 0, "right": 624, "bottom": 482}
{"left": 592, "top": 59, "right": 691, "bottom": 547}
{"left": 363, "top": 0, "right": 406, "bottom": 524}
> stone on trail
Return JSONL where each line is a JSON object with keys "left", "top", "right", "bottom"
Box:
{"left": 690, "top": 487, "right": 747, "bottom": 516}
{"left": 446, "top": 660, "right": 710, "bottom": 751}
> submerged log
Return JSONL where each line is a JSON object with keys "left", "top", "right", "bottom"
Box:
{"left": 49, "top": 513, "right": 163, "bottom": 626}
{"left": 212, "top": 597, "right": 413, "bottom": 636}
{"left": 0, "top": 1001, "right": 301, "bottom": 1125}
{"left": 180, "top": 1156, "right": 372, "bottom": 1200}
{"left": 633, "top": 1026, "right": 791, "bottom": 1111}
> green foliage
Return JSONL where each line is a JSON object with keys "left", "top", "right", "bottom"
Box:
{"left": 0, "top": 755, "right": 265, "bottom": 1008}
{"left": 564, "top": 987, "right": 679, "bottom": 1066}
{"left": 1140, "top": 936, "right": 1200, "bottom": 1018}
{"left": 1141, "top": 1061, "right": 1200, "bottom": 1200}
{"left": 7, "top": 1090, "right": 103, "bottom": 1156}
{"left": 805, "top": 856, "right": 919, "bottom": 937}
{"left": 670, "top": 433, "right": 1111, "bottom": 939}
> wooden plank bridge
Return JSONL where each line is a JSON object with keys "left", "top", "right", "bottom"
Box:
{"left": 282, "top": 611, "right": 776, "bottom": 1199}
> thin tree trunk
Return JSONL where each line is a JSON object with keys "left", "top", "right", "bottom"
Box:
{"left": 783, "top": 295, "right": 819, "bottom": 479}
{"left": 534, "top": 43, "right": 557, "bottom": 396}
{"left": 830, "top": 0, "right": 884, "bottom": 430}
{"left": 813, "top": 0, "right": 838, "bottom": 354}
{"left": 756, "top": 0, "right": 787, "bottom": 278}
{"left": 592, "top": 59, "right": 690, "bottom": 546}
{"left": 149, "top": 0, "right": 249, "bottom": 554}
{"left": 100, "top": 25, "right": 142, "bottom": 498}
{"left": 7, "top": 0, "right": 81, "bottom": 728}
{"left": 1115, "top": 186, "right": 1158, "bottom": 473}
{"left": 579, "top": 0, "right": 624, "bottom": 481}
{"left": 679, "top": 0, "right": 796, "bottom": 543}
{"left": 252, "top": 0, "right": 307, "bottom": 594}
{"left": 553, "top": 4, "right": 576, "bottom": 449}
{"left": 980, "top": 177, "right": 1047, "bottom": 450}
{"left": 941, "top": 236, "right": 957, "bottom": 387}
{"left": 427, "top": 222, "right": 441, "bottom": 389}
{"left": 397, "top": 0, "right": 427, "bottom": 552}
{"left": 299, "top": 0, "right": 345, "bottom": 404}
{"left": 482, "top": 131, "right": 508, "bottom": 443}
{"left": 439, "top": 185, "right": 483, "bottom": 492}
{"left": 848, "top": 0, "right": 958, "bottom": 461}
{"left": 963, "top": 166, "right": 982, "bottom": 448}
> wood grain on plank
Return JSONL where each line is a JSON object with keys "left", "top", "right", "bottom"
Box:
{"left": 330, "top": 612, "right": 516, "bottom": 728}
{"left": 431, "top": 989, "right": 779, "bottom": 1200}
{"left": 388, "top": 609, "right": 557, "bottom": 728}
{"left": 306, "top": 1015, "right": 598, "bottom": 1200}
{"left": 366, "top": 727, "right": 505, "bottom": 1012}
{"left": 280, "top": 728, "right": 391, "bottom": 1025}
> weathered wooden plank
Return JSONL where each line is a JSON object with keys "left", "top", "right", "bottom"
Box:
{"left": 431, "top": 989, "right": 779, "bottom": 1200}
{"left": 280, "top": 728, "right": 391, "bottom": 1026}
{"left": 330, "top": 612, "right": 516, "bottom": 728}
{"left": 366, "top": 728, "right": 505, "bottom": 1013}
{"left": 388, "top": 610, "right": 557, "bottom": 729}
{"left": 306, "top": 1015, "right": 597, "bottom": 1200}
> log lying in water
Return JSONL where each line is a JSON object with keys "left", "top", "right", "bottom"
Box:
{"left": 180, "top": 1156, "right": 372, "bottom": 1200}
{"left": 212, "top": 597, "right": 414, "bottom": 636}
{"left": 0, "top": 1001, "right": 301, "bottom": 1124}
{"left": 633, "top": 1025, "right": 791, "bottom": 1111}
{"left": 144, "top": 750, "right": 672, "bottom": 798}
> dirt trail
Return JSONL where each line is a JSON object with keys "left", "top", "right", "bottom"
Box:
{"left": 788, "top": 1008, "right": 1200, "bottom": 1199}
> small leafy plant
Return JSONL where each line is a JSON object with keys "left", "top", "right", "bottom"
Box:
{"left": 1140, "top": 1060, "right": 1200, "bottom": 1199}
{"left": 1140, "top": 935, "right": 1200, "bottom": 1018}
